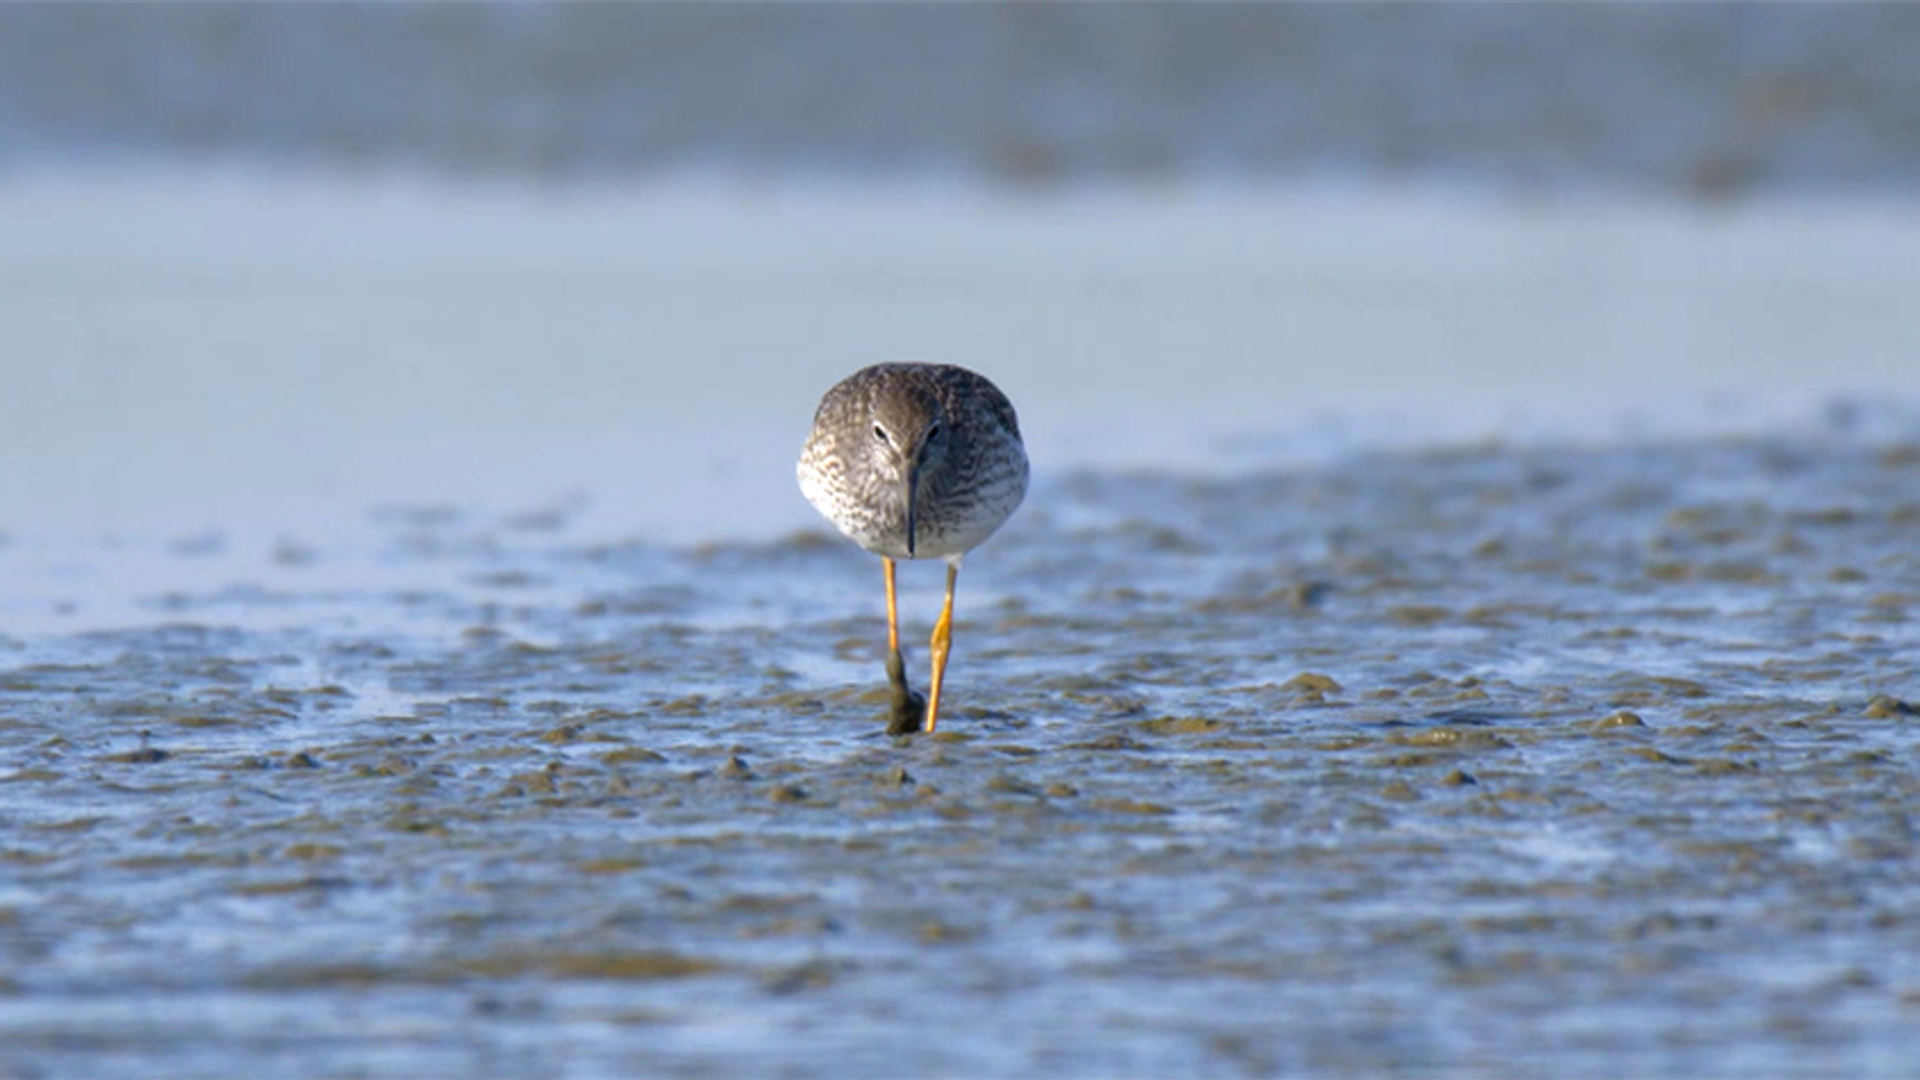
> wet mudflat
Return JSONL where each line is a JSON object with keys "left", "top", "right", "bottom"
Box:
{"left": 4, "top": 433, "right": 1920, "bottom": 1078}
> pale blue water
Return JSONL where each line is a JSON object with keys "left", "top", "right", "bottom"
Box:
{"left": 2, "top": 179, "right": 1919, "bottom": 1076}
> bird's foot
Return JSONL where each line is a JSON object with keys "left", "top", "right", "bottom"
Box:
{"left": 885, "top": 648, "right": 928, "bottom": 736}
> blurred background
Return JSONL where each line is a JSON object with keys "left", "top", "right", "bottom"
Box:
{"left": 3, "top": 3, "right": 1919, "bottom": 541}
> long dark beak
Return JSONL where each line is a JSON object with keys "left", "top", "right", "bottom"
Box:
{"left": 904, "top": 456, "right": 920, "bottom": 558}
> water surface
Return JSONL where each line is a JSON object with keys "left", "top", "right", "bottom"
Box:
{"left": 4, "top": 432, "right": 1919, "bottom": 1077}
{"left": 5, "top": 180, "right": 1920, "bottom": 1075}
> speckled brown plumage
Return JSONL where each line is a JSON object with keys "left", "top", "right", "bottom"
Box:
{"left": 798, "top": 362, "right": 1027, "bottom": 562}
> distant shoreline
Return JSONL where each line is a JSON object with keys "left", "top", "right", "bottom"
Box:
{"left": 3, "top": 5, "right": 1918, "bottom": 200}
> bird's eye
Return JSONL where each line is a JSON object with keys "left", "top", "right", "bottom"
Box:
{"left": 872, "top": 424, "right": 890, "bottom": 444}
{"left": 927, "top": 423, "right": 942, "bottom": 440}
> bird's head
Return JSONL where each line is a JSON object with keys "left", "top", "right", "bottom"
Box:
{"left": 868, "top": 389, "right": 949, "bottom": 556}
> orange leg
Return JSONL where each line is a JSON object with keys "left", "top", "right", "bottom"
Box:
{"left": 924, "top": 562, "right": 958, "bottom": 733}
{"left": 883, "top": 558, "right": 925, "bottom": 736}
{"left": 884, "top": 557, "right": 902, "bottom": 654}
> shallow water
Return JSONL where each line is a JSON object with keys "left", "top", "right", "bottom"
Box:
{"left": 4, "top": 432, "right": 1920, "bottom": 1077}
{"left": 7, "top": 178, "right": 1920, "bottom": 542}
